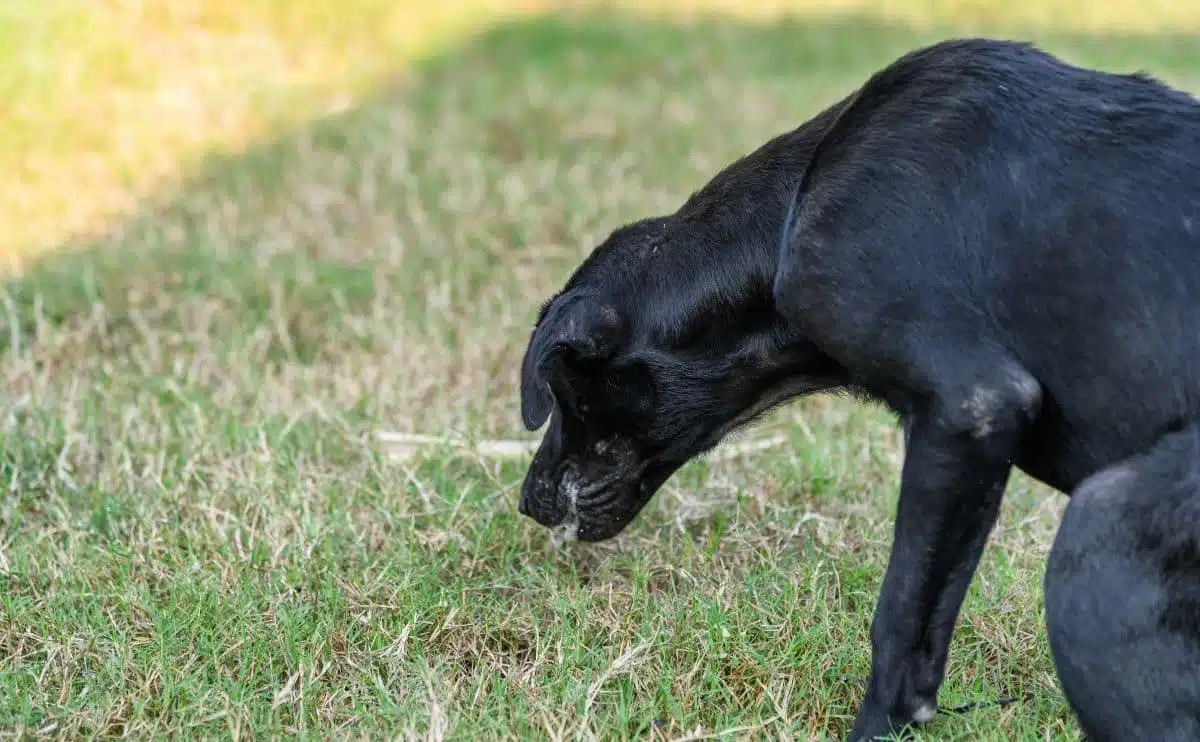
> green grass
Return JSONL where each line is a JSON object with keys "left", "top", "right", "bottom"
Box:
{"left": 4, "top": 7, "right": 1200, "bottom": 740}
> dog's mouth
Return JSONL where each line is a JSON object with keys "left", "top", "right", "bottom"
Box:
{"left": 523, "top": 460, "right": 679, "bottom": 544}
{"left": 550, "top": 471, "right": 640, "bottom": 543}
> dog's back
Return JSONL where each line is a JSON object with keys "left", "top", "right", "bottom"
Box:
{"left": 778, "top": 38, "right": 1200, "bottom": 495}
{"left": 1045, "top": 425, "right": 1200, "bottom": 741}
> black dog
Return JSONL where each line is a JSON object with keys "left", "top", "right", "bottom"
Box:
{"left": 1044, "top": 423, "right": 1200, "bottom": 742}
{"left": 515, "top": 38, "right": 1200, "bottom": 740}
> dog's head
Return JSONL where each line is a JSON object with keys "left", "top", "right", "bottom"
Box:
{"left": 516, "top": 282, "right": 668, "bottom": 543}
{"left": 517, "top": 214, "right": 846, "bottom": 542}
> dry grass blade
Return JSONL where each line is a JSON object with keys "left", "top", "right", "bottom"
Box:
{"left": 375, "top": 431, "right": 540, "bottom": 461}
{"left": 374, "top": 431, "right": 789, "bottom": 462}
{"left": 577, "top": 640, "right": 654, "bottom": 738}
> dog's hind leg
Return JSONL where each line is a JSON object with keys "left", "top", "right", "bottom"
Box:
{"left": 1044, "top": 425, "right": 1200, "bottom": 742}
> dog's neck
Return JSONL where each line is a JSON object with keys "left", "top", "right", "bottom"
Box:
{"left": 631, "top": 99, "right": 851, "bottom": 351}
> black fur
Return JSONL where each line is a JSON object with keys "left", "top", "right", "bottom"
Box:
{"left": 515, "top": 37, "right": 1200, "bottom": 739}
{"left": 1045, "top": 424, "right": 1200, "bottom": 742}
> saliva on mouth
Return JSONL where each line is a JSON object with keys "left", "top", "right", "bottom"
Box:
{"left": 548, "top": 475, "right": 581, "bottom": 548}
{"left": 549, "top": 518, "right": 579, "bottom": 548}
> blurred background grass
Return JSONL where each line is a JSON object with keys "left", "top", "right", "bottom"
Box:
{"left": 4, "top": 0, "right": 1200, "bottom": 266}
{"left": 3, "top": 2, "right": 1199, "bottom": 739}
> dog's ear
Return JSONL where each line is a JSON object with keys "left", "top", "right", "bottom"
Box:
{"left": 519, "top": 295, "right": 625, "bottom": 430}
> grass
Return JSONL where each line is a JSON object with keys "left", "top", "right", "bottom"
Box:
{"left": 3, "top": 3, "right": 1200, "bottom": 740}
{"left": 0, "top": 0, "right": 557, "bottom": 266}
{"left": 5, "top": 0, "right": 1200, "bottom": 265}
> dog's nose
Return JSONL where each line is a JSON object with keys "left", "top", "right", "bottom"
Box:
{"left": 517, "top": 495, "right": 530, "bottom": 517}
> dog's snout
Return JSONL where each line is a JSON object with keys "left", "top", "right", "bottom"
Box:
{"left": 517, "top": 493, "right": 531, "bottom": 517}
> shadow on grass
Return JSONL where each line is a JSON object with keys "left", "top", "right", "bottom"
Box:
{"left": 4, "top": 11, "right": 1199, "bottom": 366}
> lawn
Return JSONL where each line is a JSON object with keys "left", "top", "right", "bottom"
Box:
{"left": 3, "top": 3, "right": 1200, "bottom": 740}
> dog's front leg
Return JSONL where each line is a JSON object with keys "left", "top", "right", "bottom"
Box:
{"left": 848, "top": 375, "right": 1038, "bottom": 741}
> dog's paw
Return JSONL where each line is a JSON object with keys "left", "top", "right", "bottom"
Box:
{"left": 911, "top": 701, "right": 937, "bottom": 724}
{"left": 846, "top": 698, "right": 936, "bottom": 741}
